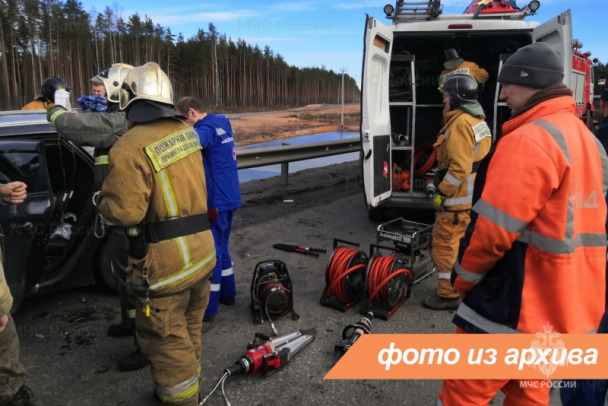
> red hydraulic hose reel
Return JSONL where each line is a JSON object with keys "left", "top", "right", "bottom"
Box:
{"left": 321, "top": 239, "right": 369, "bottom": 311}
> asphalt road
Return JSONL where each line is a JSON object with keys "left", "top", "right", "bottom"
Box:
{"left": 13, "top": 161, "right": 561, "bottom": 406}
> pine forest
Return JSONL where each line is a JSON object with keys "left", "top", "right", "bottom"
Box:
{"left": 0, "top": 0, "right": 361, "bottom": 111}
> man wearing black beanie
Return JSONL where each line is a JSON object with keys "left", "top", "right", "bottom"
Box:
{"left": 437, "top": 42, "right": 608, "bottom": 404}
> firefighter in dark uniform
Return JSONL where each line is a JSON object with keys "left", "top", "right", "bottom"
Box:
{"left": 43, "top": 65, "right": 150, "bottom": 372}
{"left": 97, "top": 62, "right": 216, "bottom": 405}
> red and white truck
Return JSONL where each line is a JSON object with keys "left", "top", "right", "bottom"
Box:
{"left": 361, "top": 0, "right": 596, "bottom": 220}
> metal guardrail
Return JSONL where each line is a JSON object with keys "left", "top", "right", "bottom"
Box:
{"left": 1, "top": 109, "right": 361, "bottom": 185}
{"left": 236, "top": 137, "right": 361, "bottom": 185}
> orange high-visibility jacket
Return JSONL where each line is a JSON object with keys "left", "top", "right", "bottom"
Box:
{"left": 452, "top": 95, "right": 608, "bottom": 335}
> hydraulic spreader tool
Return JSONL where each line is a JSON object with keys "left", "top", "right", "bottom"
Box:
{"left": 200, "top": 329, "right": 315, "bottom": 405}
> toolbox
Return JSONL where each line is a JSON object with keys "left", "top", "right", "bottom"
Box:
{"left": 376, "top": 218, "right": 435, "bottom": 284}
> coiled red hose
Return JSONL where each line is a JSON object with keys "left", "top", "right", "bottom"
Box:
{"left": 325, "top": 247, "right": 367, "bottom": 303}
{"left": 404, "top": 141, "right": 437, "bottom": 176}
{"left": 365, "top": 255, "right": 412, "bottom": 305}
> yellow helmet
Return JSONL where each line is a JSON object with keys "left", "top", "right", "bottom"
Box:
{"left": 94, "top": 63, "right": 134, "bottom": 103}
{"left": 119, "top": 62, "right": 173, "bottom": 110}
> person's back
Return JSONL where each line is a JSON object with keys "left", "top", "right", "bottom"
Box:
{"left": 21, "top": 98, "right": 46, "bottom": 110}
{"left": 196, "top": 113, "right": 241, "bottom": 211}
{"left": 174, "top": 97, "right": 241, "bottom": 322}
{"left": 98, "top": 63, "right": 215, "bottom": 405}
{"left": 438, "top": 48, "right": 489, "bottom": 87}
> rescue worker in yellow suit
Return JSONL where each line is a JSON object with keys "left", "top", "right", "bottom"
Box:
{"left": 96, "top": 62, "right": 216, "bottom": 405}
{"left": 422, "top": 74, "right": 492, "bottom": 310}
{"left": 438, "top": 48, "right": 489, "bottom": 88}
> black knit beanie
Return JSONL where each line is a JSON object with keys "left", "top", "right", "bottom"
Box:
{"left": 497, "top": 42, "right": 564, "bottom": 88}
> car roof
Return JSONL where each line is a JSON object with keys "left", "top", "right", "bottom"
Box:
{"left": 0, "top": 110, "right": 57, "bottom": 137}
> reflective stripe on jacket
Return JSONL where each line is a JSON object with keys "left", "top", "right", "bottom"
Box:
{"left": 98, "top": 118, "right": 216, "bottom": 296}
{"left": 434, "top": 109, "right": 492, "bottom": 211}
{"left": 452, "top": 95, "right": 608, "bottom": 335}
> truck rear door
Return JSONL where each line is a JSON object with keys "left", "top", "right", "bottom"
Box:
{"left": 361, "top": 15, "right": 393, "bottom": 208}
{"left": 533, "top": 9, "right": 573, "bottom": 88}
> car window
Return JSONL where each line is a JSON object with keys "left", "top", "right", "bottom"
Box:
{"left": 0, "top": 150, "right": 40, "bottom": 189}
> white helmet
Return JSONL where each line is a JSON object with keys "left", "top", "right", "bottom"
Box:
{"left": 94, "top": 63, "right": 134, "bottom": 103}
{"left": 119, "top": 62, "right": 173, "bottom": 110}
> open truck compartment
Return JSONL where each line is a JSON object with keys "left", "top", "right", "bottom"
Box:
{"left": 361, "top": 1, "right": 585, "bottom": 220}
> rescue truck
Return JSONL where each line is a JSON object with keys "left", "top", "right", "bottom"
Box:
{"left": 361, "top": 0, "right": 596, "bottom": 220}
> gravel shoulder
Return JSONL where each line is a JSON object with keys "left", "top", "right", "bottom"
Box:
{"left": 227, "top": 103, "right": 360, "bottom": 146}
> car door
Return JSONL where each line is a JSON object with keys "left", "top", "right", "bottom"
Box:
{"left": 533, "top": 9, "right": 573, "bottom": 88}
{"left": 0, "top": 139, "right": 55, "bottom": 310}
{"left": 361, "top": 15, "right": 393, "bottom": 209}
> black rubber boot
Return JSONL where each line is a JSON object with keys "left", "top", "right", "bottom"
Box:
{"left": 118, "top": 348, "right": 150, "bottom": 372}
{"left": 422, "top": 295, "right": 459, "bottom": 310}
{"left": 107, "top": 319, "right": 135, "bottom": 338}
{"left": 219, "top": 297, "right": 236, "bottom": 306}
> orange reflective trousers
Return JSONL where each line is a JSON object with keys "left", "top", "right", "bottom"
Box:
{"left": 437, "top": 328, "right": 550, "bottom": 405}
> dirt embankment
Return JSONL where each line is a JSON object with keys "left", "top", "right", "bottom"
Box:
{"left": 224, "top": 103, "right": 360, "bottom": 146}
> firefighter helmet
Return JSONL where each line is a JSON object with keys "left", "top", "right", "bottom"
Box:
{"left": 40, "top": 77, "right": 70, "bottom": 102}
{"left": 94, "top": 63, "right": 134, "bottom": 103}
{"left": 119, "top": 62, "right": 173, "bottom": 110}
{"left": 440, "top": 74, "right": 478, "bottom": 107}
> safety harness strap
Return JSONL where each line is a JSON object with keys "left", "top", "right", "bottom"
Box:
{"left": 144, "top": 213, "right": 210, "bottom": 243}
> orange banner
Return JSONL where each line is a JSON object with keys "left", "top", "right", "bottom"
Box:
{"left": 325, "top": 334, "right": 608, "bottom": 380}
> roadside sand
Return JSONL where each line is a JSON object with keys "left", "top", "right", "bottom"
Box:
{"left": 226, "top": 103, "right": 360, "bottom": 146}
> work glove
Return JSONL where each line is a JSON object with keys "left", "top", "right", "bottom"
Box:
{"left": 431, "top": 190, "right": 446, "bottom": 211}
{"left": 77, "top": 95, "right": 107, "bottom": 112}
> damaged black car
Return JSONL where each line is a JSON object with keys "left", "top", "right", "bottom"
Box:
{"left": 0, "top": 111, "right": 117, "bottom": 311}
